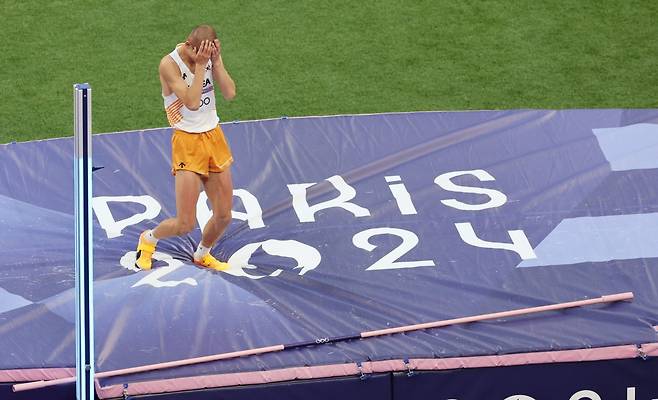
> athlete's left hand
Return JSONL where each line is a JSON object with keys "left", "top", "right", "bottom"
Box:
{"left": 211, "top": 39, "right": 222, "bottom": 64}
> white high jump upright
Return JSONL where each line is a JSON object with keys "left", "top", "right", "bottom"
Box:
{"left": 73, "top": 83, "right": 95, "bottom": 400}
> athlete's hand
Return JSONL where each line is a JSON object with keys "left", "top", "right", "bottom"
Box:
{"left": 211, "top": 39, "right": 221, "bottom": 64}
{"left": 194, "top": 40, "right": 213, "bottom": 66}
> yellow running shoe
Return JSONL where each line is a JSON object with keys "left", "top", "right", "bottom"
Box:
{"left": 194, "top": 253, "right": 229, "bottom": 271}
{"left": 135, "top": 231, "right": 156, "bottom": 270}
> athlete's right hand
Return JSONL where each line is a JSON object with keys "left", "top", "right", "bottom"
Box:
{"left": 194, "top": 40, "right": 212, "bottom": 66}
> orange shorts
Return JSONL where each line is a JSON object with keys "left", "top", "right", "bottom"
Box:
{"left": 171, "top": 125, "right": 233, "bottom": 176}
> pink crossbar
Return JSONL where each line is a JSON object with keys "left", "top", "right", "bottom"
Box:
{"left": 10, "top": 292, "right": 636, "bottom": 393}
{"left": 11, "top": 344, "right": 285, "bottom": 391}
{"left": 96, "top": 342, "right": 658, "bottom": 399}
{"left": 361, "top": 292, "right": 633, "bottom": 337}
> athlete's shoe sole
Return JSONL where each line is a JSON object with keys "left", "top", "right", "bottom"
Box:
{"left": 135, "top": 231, "right": 156, "bottom": 270}
{"left": 194, "top": 253, "right": 229, "bottom": 271}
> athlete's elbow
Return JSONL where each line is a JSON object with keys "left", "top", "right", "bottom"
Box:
{"left": 223, "top": 89, "right": 236, "bottom": 101}
{"left": 185, "top": 101, "right": 200, "bottom": 111}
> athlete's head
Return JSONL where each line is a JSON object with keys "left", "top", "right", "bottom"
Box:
{"left": 185, "top": 24, "right": 218, "bottom": 53}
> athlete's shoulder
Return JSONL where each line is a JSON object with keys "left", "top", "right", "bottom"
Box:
{"left": 159, "top": 53, "right": 178, "bottom": 77}
{"left": 160, "top": 53, "right": 175, "bottom": 67}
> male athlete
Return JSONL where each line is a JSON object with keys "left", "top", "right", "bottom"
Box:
{"left": 135, "top": 25, "right": 236, "bottom": 271}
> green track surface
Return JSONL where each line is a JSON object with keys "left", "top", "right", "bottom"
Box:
{"left": 1, "top": 0, "right": 656, "bottom": 143}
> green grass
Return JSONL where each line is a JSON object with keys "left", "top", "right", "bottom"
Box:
{"left": 1, "top": 0, "right": 657, "bottom": 143}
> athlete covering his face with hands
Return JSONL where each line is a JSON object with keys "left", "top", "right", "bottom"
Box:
{"left": 135, "top": 24, "right": 236, "bottom": 271}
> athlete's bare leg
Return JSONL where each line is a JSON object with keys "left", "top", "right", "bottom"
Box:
{"left": 200, "top": 168, "right": 233, "bottom": 248}
{"left": 153, "top": 170, "right": 202, "bottom": 239}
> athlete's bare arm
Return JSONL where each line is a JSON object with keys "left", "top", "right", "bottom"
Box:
{"left": 159, "top": 40, "right": 213, "bottom": 111}
{"left": 210, "top": 39, "right": 236, "bottom": 101}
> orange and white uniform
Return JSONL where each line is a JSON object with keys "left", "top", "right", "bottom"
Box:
{"left": 163, "top": 46, "right": 233, "bottom": 176}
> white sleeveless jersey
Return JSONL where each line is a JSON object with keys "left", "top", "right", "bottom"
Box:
{"left": 163, "top": 46, "right": 219, "bottom": 133}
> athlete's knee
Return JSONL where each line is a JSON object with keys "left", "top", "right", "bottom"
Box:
{"left": 175, "top": 217, "right": 196, "bottom": 235}
{"left": 213, "top": 209, "right": 232, "bottom": 226}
